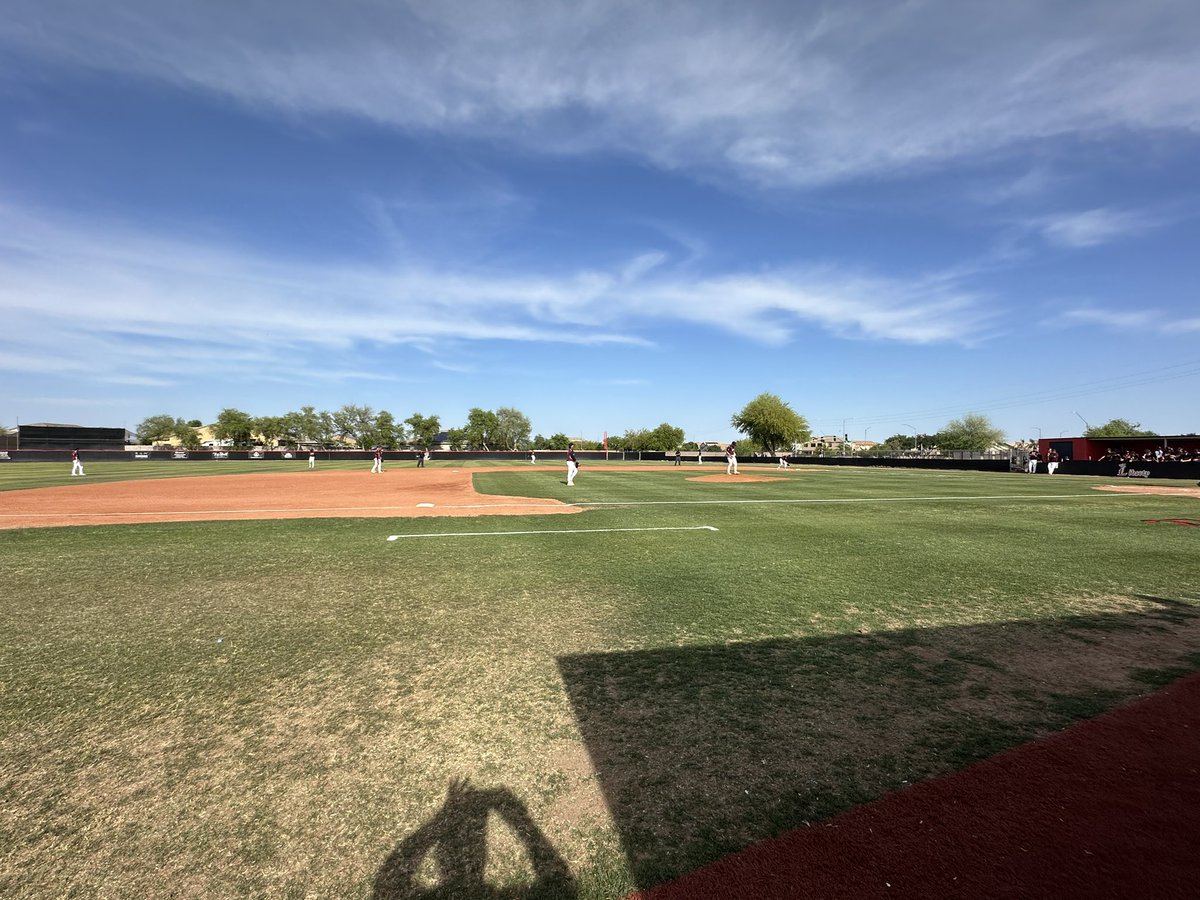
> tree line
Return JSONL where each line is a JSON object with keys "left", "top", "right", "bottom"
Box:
{"left": 132, "top": 397, "right": 1165, "bottom": 455}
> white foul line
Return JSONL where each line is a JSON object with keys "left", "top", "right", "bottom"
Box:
{"left": 387, "top": 525, "right": 719, "bottom": 541}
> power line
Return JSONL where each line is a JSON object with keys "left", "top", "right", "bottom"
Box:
{"left": 816, "top": 358, "right": 1200, "bottom": 430}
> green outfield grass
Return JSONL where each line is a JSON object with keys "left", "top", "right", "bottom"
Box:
{"left": 2, "top": 464, "right": 1198, "bottom": 897}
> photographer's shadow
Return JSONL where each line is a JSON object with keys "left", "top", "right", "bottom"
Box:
{"left": 373, "top": 778, "right": 577, "bottom": 900}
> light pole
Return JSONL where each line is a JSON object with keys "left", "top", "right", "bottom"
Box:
{"left": 1032, "top": 426, "right": 1042, "bottom": 441}
{"left": 1073, "top": 411, "right": 1091, "bottom": 433}
{"left": 902, "top": 423, "right": 918, "bottom": 454}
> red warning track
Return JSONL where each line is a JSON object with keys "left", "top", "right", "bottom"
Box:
{"left": 634, "top": 673, "right": 1200, "bottom": 900}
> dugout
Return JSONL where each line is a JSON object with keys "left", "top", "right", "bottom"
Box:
{"left": 11, "top": 424, "right": 127, "bottom": 451}
{"left": 1038, "top": 434, "right": 1200, "bottom": 462}
{"left": 1035, "top": 434, "right": 1200, "bottom": 479}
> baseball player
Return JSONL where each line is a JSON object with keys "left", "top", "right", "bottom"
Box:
{"left": 371, "top": 446, "right": 384, "bottom": 474}
{"left": 70, "top": 448, "right": 85, "bottom": 476}
{"left": 566, "top": 443, "right": 579, "bottom": 486}
{"left": 725, "top": 441, "right": 738, "bottom": 475}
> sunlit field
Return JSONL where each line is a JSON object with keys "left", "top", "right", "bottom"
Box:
{"left": 2, "top": 461, "right": 1198, "bottom": 898}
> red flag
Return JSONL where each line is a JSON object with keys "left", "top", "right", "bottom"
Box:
{"left": 603, "top": 431, "right": 608, "bottom": 450}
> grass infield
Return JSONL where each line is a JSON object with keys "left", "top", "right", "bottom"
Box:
{"left": 1, "top": 461, "right": 1198, "bottom": 897}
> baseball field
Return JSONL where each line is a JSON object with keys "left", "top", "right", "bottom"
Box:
{"left": 2, "top": 459, "right": 1198, "bottom": 898}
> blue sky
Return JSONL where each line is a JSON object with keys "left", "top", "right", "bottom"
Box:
{"left": 2, "top": 0, "right": 1198, "bottom": 444}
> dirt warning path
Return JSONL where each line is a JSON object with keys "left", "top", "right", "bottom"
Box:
{"left": 0, "top": 468, "right": 582, "bottom": 529}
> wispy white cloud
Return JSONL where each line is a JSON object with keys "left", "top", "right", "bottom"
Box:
{"left": 1052, "top": 307, "right": 1200, "bottom": 333}
{"left": 1036, "top": 207, "right": 1165, "bottom": 248}
{"left": 3, "top": 1, "right": 1197, "bottom": 187}
{"left": 0, "top": 202, "right": 993, "bottom": 383}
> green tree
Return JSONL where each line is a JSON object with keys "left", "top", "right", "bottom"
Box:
{"left": 253, "top": 416, "right": 288, "bottom": 450}
{"left": 546, "top": 433, "right": 571, "bottom": 450}
{"left": 493, "top": 407, "right": 532, "bottom": 450}
{"left": 332, "top": 404, "right": 376, "bottom": 448}
{"left": 363, "top": 410, "right": 401, "bottom": 450}
{"left": 1084, "top": 418, "right": 1158, "bottom": 438}
{"left": 619, "top": 428, "right": 651, "bottom": 451}
{"left": 463, "top": 408, "right": 499, "bottom": 450}
{"left": 649, "top": 422, "right": 685, "bottom": 451}
{"left": 136, "top": 413, "right": 177, "bottom": 445}
{"left": 730, "top": 393, "right": 811, "bottom": 454}
{"left": 934, "top": 413, "right": 1005, "bottom": 451}
{"left": 212, "top": 408, "right": 256, "bottom": 448}
{"left": 405, "top": 413, "right": 443, "bottom": 449}
{"left": 445, "top": 428, "right": 467, "bottom": 451}
{"left": 173, "top": 419, "right": 202, "bottom": 451}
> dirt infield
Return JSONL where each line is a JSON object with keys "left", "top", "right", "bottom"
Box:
{"left": 635, "top": 671, "right": 1200, "bottom": 899}
{"left": 0, "top": 464, "right": 797, "bottom": 529}
{"left": 0, "top": 468, "right": 582, "bottom": 529}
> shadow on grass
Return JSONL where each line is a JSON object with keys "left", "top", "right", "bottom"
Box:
{"left": 373, "top": 778, "right": 577, "bottom": 900}
{"left": 558, "top": 596, "right": 1200, "bottom": 889}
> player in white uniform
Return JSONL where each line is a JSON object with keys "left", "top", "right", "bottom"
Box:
{"left": 566, "top": 444, "right": 578, "bottom": 486}
{"left": 725, "top": 442, "right": 738, "bottom": 475}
